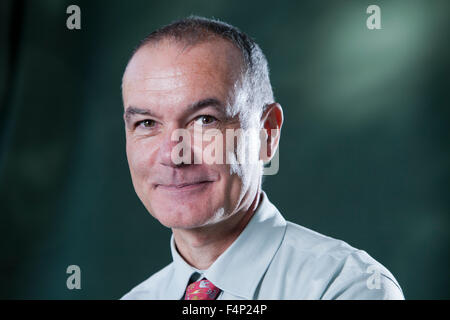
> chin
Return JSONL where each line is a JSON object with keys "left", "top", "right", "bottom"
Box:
{"left": 150, "top": 204, "right": 219, "bottom": 229}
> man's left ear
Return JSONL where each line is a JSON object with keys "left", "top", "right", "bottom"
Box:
{"left": 259, "top": 102, "right": 283, "bottom": 162}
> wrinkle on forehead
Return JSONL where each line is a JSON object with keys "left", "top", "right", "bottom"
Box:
{"left": 123, "top": 70, "right": 219, "bottom": 93}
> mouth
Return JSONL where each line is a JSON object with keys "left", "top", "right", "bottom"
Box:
{"left": 156, "top": 181, "right": 213, "bottom": 192}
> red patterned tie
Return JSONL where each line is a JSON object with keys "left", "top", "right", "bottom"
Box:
{"left": 184, "top": 278, "right": 221, "bottom": 300}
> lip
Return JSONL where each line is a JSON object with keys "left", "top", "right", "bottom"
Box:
{"left": 156, "top": 181, "right": 213, "bottom": 192}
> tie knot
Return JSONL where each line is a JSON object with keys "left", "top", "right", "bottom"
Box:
{"left": 184, "top": 278, "right": 221, "bottom": 300}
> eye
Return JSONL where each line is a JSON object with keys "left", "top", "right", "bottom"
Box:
{"left": 136, "top": 119, "right": 156, "bottom": 129}
{"left": 193, "top": 115, "right": 218, "bottom": 126}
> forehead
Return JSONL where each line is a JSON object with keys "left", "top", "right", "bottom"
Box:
{"left": 122, "top": 39, "right": 243, "bottom": 110}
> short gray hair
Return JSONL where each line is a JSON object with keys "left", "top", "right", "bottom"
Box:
{"left": 127, "top": 15, "right": 275, "bottom": 127}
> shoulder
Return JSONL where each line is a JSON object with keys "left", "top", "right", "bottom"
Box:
{"left": 272, "top": 221, "right": 404, "bottom": 299}
{"left": 120, "top": 263, "right": 175, "bottom": 300}
{"left": 278, "top": 221, "right": 362, "bottom": 264}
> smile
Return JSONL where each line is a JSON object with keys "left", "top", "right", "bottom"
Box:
{"left": 156, "top": 181, "right": 213, "bottom": 192}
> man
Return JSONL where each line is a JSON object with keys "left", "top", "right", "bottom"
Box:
{"left": 120, "top": 16, "right": 404, "bottom": 300}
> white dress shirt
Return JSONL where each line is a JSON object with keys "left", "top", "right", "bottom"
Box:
{"left": 121, "top": 191, "right": 404, "bottom": 300}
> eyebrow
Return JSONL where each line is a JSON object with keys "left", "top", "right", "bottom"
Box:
{"left": 124, "top": 97, "right": 226, "bottom": 122}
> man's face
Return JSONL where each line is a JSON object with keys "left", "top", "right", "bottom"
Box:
{"left": 122, "top": 39, "right": 261, "bottom": 229}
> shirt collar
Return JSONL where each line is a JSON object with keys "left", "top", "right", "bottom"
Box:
{"left": 166, "top": 190, "right": 287, "bottom": 299}
{"left": 166, "top": 236, "right": 200, "bottom": 299}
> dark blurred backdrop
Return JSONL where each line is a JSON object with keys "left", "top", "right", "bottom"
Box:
{"left": 0, "top": 0, "right": 449, "bottom": 299}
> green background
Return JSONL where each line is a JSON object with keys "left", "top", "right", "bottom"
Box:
{"left": 1, "top": 0, "right": 448, "bottom": 299}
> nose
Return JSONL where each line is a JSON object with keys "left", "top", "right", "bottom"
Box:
{"left": 157, "top": 126, "right": 193, "bottom": 168}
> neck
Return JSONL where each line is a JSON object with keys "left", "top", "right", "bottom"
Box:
{"left": 172, "top": 189, "right": 261, "bottom": 270}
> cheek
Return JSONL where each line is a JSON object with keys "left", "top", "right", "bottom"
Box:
{"left": 126, "top": 138, "right": 156, "bottom": 181}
